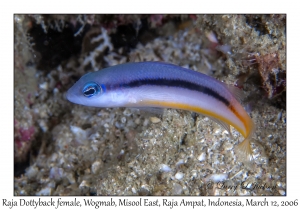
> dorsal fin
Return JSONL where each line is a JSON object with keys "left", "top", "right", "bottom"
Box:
{"left": 223, "top": 83, "right": 245, "bottom": 103}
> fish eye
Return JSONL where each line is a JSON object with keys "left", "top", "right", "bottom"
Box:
{"left": 82, "top": 82, "right": 101, "bottom": 98}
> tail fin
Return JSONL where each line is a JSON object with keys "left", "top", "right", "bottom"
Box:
{"left": 235, "top": 137, "right": 254, "bottom": 169}
{"left": 235, "top": 116, "right": 256, "bottom": 168}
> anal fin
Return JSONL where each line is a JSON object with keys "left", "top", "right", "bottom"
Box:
{"left": 195, "top": 112, "right": 232, "bottom": 138}
{"left": 208, "top": 116, "right": 233, "bottom": 138}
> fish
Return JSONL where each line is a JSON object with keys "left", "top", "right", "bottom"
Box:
{"left": 67, "top": 61, "right": 255, "bottom": 164}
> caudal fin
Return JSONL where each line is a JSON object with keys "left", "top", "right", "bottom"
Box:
{"left": 235, "top": 137, "right": 254, "bottom": 169}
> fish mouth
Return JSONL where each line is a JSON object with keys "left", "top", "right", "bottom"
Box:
{"left": 66, "top": 89, "right": 74, "bottom": 102}
{"left": 66, "top": 88, "right": 85, "bottom": 106}
{"left": 66, "top": 89, "right": 79, "bottom": 104}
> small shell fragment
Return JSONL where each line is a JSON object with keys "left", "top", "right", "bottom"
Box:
{"left": 198, "top": 152, "right": 206, "bottom": 162}
{"left": 175, "top": 172, "right": 184, "bottom": 180}
{"left": 91, "top": 161, "right": 102, "bottom": 174}
{"left": 175, "top": 159, "right": 185, "bottom": 168}
{"left": 159, "top": 164, "right": 171, "bottom": 172}
{"left": 278, "top": 190, "right": 286, "bottom": 196}
{"left": 204, "top": 173, "right": 228, "bottom": 182}
{"left": 79, "top": 180, "right": 90, "bottom": 188}
{"left": 150, "top": 117, "right": 161, "bottom": 124}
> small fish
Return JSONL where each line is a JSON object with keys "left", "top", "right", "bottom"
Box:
{"left": 67, "top": 62, "right": 255, "bottom": 164}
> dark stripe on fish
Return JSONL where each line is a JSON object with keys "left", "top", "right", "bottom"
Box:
{"left": 118, "top": 78, "right": 230, "bottom": 106}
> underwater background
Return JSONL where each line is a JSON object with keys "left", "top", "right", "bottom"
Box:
{"left": 14, "top": 14, "right": 286, "bottom": 196}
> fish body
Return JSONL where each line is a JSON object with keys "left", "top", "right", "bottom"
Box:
{"left": 67, "top": 62, "right": 255, "bottom": 163}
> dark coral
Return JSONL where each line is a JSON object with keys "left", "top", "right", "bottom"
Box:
{"left": 28, "top": 20, "right": 89, "bottom": 71}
